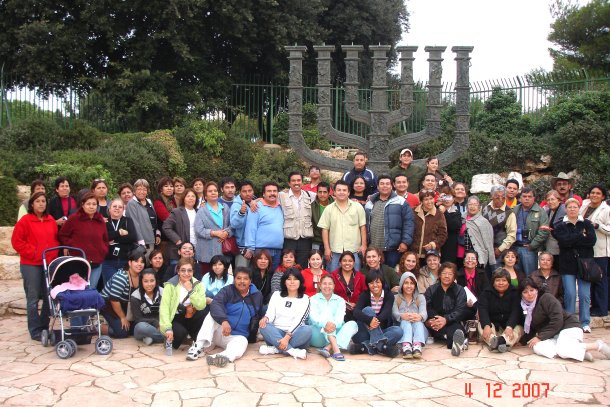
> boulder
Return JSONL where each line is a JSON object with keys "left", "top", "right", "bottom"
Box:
{"left": 0, "top": 255, "right": 21, "bottom": 280}
{"left": 470, "top": 174, "right": 505, "bottom": 194}
{"left": 17, "top": 185, "right": 30, "bottom": 203}
{"left": 0, "top": 227, "right": 16, "bottom": 256}
{"left": 505, "top": 172, "right": 523, "bottom": 189}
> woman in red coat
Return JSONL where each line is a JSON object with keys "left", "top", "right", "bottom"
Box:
{"left": 11, "top": 192, "right": 60, "bottom": 340}
{"left": 331, "top": 251, "right": 367, "bottom": 321}
{"left": 59, "top": 191, "right": 109, "bottom": 290}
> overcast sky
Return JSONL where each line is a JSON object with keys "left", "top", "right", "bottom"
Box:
{"left": 399, "top": 0, "right": 590, "bottom": 83}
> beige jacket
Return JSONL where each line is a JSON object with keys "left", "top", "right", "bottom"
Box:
{"left": 278, "top": 190, "right": 314, "bottom": 240}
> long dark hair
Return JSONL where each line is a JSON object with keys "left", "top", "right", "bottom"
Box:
{"left": 138, "top": 269, "right": 160, "bottom": 299}
{"left": 280, "top": 268, "right": 306, "bottom": 298}
{"left": 252, "top": 249, "right": 272, "bottom": 273}
{"left": 208, "top": 255, "right": 230, "bottom": 283}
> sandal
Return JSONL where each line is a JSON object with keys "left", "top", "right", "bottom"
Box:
{"left": 331, "top": 352, "right": 345, "bottom": 361}
{"left": 317, "top": 348, "right": 331, "bottom": 358}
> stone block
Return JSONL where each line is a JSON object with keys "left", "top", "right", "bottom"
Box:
{"left": 0, "top": 227, "right": 17, "bottom": 255}
{"left": 470, "top": 173, "right": 505, "bottom": 194}
{"left": 0, "top": 255, "right": 20, "bottom": 280}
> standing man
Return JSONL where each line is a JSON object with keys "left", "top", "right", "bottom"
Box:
{"left": 218, "top": 177, "right": 237, "bottom": 209}
{"left": 318, "top": 180, "right": 367, "bottom": 272}
{"left": 311, "top": 181, "right": 334, "bottom": 251}
{"left": 365, "top": 175, "right": 414, "bottom": 267}
{"left": 548, "top": 172, "right": 583, "bottom": 206}
{"left": 505, "top": 179, "right": 520, "bottom": 208}
{"left": 390, "top": 149, "right": 424, "bottom": 194}
{"left": 302, "top": 166, "right": 332, "bottom": 195}
{"left": 244, "top": 182, "right": 284, "bottom": 272}
{"left": 230, "top": 180, "right": 255, "bottom": 268}
{"left": 278, "top": 172, "right": 315, "bottom": 269}
{"left": 481, "top": 186, "right": 517, "bottom": 269}
{"left": 513, "top": 188, "right": 549, "bottom": 276}
{"left": 392, "top": 174, "right": 420, "bottom": 209}
{"left": 342, "top": 151, "right": 377, "bottom": 196}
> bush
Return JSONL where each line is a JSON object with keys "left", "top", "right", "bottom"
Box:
{"left": 0, "top": 176, "right": 22, "bottom": 226}
{"left": 35, "top": 163, "right": 114, "bottom": 194}
{"left": 246, "top": 147, "right": 307, "bottom": 192}
{"left": 145, "top": 130, "right": 186, "bottom": 175}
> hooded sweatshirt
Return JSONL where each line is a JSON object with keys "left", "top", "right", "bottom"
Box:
{"left": 392, "top": 272, "right": 427, "bottom": 322}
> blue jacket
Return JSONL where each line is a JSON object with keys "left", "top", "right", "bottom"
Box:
{"left": 230, "top": 195, "right": 249, "bottom": 247}
{"left": 342, "top": 167, "right": 377, "bottom": 196}
{"left": 210, "top": 283, "right": 264, "bottom": 337}
{"left": 364, "top": 191, "right": 414, "bottom": 250}
{"left": 244, "top": 202, "right": 284, "bottom": 250}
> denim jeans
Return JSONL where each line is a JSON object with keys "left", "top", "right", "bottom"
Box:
{"left": 20, "top": 264, "right": 50, "bottom": 338}
{"left": 562, "top": 274, "right": 591, "bottom": 327}
{"left": 353, "top": 307, "right": 402, "bottom": 346}
{"left": 310, "top": 320, "right": 358, "bottom": 350}
{"left": 384, "top": 251, "right": 401, "bottom": 268}
{"left": 591, "top": 257, "right": 608, "bottom": 316}
{"left": 102, "top": 258, "right": 127, "bottom": 286}
{"left": 260, "top": 324, "right": 312, "bottom": 351}
{"left": 328, "top": 252, "right": 362, "bottom": 273}
{"left": 89, "top": 264, "right": 103, "bottom": 292}
{"left": 516, "top": 246, "right": 538, "bottom": 276}
{"left": 133, "top": 322, "right": 165, "bottom": 343}
{"left": 399, "top": 320, "right": 427, "bottom": 345}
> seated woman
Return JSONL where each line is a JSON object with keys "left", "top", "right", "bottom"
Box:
{"left": 309, "top": 275, "right": 358, "bottom": 361}
{"left": 259, "top": 268, "right": 312, "bottom": 360}
{"left": 330, "top": 251, "right": 367, "bottom": 321}
{"left": 160, "top": 258, "right": 207, "bottom": 355}
{"left": 495, "top": 248, "right": 526, "bottom": 288}
{"left": 100, "top": 252, "right": 145, "bottom": 338}
{"left": 202, "top": 255, "right": 234, "bottom": 308}
{"left": 424, "top": 262, "right": 469, "bottom": 356}
{"left": 529, "top": 252, "right": 564, "bottom": 305}
{"left": 519, "top": 278, "right": 610, "bottom": 362}
{"left": 393, "top": 272, "right": 427, "bottom": 359}
{"left": 270, "top": 249, "right": 301, "bottom": 293}
{"left": 361, "top": 247, "right": 399, "bottom": 293}
{"left": 417, "top": 249, "right": 441, "bottom": 293}
{"left": 456, "top": 250, "right": 490, "bottom": 320}
{"left": 478, "top": 269, "right": 523, "bottom": 352}
{"left": 350, "top": 275, "right": 402, "bottom": 357}
{"left": 250, "top": 249, "right": 273, "bottom": 308}
{"left": 397, "top": 251, "right": 419, "bottom": 278}
{"left": 301, "top": 249, "right": 328, "bottom": 297}
{"left": 130, "top": 269, "right": 164, "bottom": 345}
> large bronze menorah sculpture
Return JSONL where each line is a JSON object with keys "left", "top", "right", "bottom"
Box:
{"left": 285, "top": 44, "right": 474, "bottom": 174}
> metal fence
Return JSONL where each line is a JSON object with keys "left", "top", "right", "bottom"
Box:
{"left": 1, "top": 66, "right": 608, "bottom": 141}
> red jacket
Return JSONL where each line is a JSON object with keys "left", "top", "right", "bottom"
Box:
{"left": 12, "top": 213, "right": 60, "bottom": 265}
{"left": 331, "top": 269, "right": 367, "bottom": 304}
{"left": 58, "top": 209, "right": 109, "bottom": 264}
{"left": 301, "top": 268, "right": 329, "bottom": 297}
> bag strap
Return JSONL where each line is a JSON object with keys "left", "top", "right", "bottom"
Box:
{"left": 181, "top": 281, "right": 200, "bottom": 305}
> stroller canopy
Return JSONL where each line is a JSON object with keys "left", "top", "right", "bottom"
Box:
{"left": 48, "top": 256, "right": 91, "bottom": 287}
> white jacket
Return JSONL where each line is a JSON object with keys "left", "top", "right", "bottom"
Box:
{"left": 579, "top": 200, "right": 610, "bottom": 257}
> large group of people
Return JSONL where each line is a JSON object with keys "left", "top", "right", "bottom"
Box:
{"left": 11, "top": 150, "right": 610, "bottom": 365}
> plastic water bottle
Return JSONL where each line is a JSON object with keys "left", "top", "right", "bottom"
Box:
{"left": 165, "top": 340, "right": 173, "bottom": 356}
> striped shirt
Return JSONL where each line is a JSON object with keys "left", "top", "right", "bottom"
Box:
{"left": 100, "top": 270, "right": 131, "bottom": 303}
{"left": 370, "top": 291, "right": 385, "bottom": 314}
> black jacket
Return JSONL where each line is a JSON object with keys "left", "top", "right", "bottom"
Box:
{"left": 478, "top": 285, "right": 521, "bottom": 330}
{"left": 106, "top": 216, "right": 138, "bottom": 260}
{"left": 424, "top": 282, "right": 468, "bottom": 324}
{"left": 552, "top": 217, "right": 596, "bottom": 276}
{"left": 353, "top": 288, "right": 395, "bottom": 329}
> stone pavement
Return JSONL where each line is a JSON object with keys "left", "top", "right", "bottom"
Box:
{"left": 1, "top": 280, "right": 609, "bottom": 406}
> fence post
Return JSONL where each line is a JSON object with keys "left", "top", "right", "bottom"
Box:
{"left": 269, "top": 82, "right": 274, "bottom": 144}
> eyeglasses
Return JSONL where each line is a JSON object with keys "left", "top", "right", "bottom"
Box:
{"left": 178, "top": 269, "right": 193, "bottom": 274}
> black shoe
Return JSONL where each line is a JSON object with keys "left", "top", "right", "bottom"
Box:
{"left": 349, "top": 343, "right": 366, "bottom": 355}
{"left": 373, "top": 337, "right": 388, "bottom": 352}
{"left": 362, "top": 341, "right": 377, "bottom": 355}
{"left": 380, "top": 344, "right": 399, "bottom": 358}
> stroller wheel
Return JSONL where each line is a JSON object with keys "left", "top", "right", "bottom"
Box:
{"left": 49, "top": 330, "right": 56, "bottom": 346}
{"left": 55, "top": 341, "right": 72, "bottom": 359}
{"left": 41, "top": 330, "right": 49, "bottom": 347}
{"left": 95, "top": 336, "right": 113, "bottom": 355}
{"left": 65, "top": 339, "right": 78, "bottom": 357}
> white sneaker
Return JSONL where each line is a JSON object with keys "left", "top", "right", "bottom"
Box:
{"left": 287, "top": 348, "right": 307, "bottom": 360}
{"left": 451, "top": 330, "right": 465, "bottom": 357}
{"left": 597, "top": 340, "right": 610, "bottom": 359}
{"left": 186, "top": 342, "right": 202, "bottom": 361}
{"left": 426, "top": 337, "right": 435, "bottom": 345}
{"left": 584, "top": 352, "right": 594, "bottom": 362}
{"left": 582, "top": 325, "right": 592, "bottom": 333}
{"left": 142, "top": 337, "right": 153, "bottom": 346}
{"left": 259, "top": 345, "right": 280, "bottom": 355}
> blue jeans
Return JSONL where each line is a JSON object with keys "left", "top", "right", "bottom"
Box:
{"left": 89, "top": 264, "right": 103, "bottom": 291}
{"left": 353, "top": 307, "right": 402, "bottom": 346}
{"left": 102, "top": 258, "right": 126, "bottom": 286}
{"left": 20, "top": 265, "right": 50, "bottom": 339}
{"left": 329, "top": 252, "right": 362, "bottom": 273}
{"left": 384, "top": 251, "right": 401, "bottom": 268}
{"left": 260, "top": 324, "right": 312, "bottom": 351}
{"left": 562, "top": 274, "right": 591, "bottom": 327}
{"left": 310, "top": 321, "right": 358, "bottom": 350}
{"left": 516, "top": 246, "right": 538, "bottom": 276}
{"left": 133, "top": 322, "right": 165, "bottom": 343}
{"left": 101, "top": 306, "right": 132, "bottom": 338}
{"left": 591, "top": 257, "right": 608, "bottom": 315}
{"left": 399, "top": 320, "right": 427, "bottom": 345}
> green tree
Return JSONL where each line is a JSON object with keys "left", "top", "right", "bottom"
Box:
{"left": 548, "top": 0, "right": 610, "bottom": 74}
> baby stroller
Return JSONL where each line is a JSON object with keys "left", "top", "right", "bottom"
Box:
{"left": 40, "top": 246, "right": 113, "bottom": 359}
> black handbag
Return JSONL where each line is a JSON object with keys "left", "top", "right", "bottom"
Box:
{"left": 574, "top": 251, "right": 602, "bottom": 283}
{"left": 246, "top": 299, "right": 261, "bottom": 344}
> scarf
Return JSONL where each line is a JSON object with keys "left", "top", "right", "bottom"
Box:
{"left": 520, "top": 297, "right": 537, "bottom": 334}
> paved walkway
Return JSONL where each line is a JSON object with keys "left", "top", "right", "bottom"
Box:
{"left": 1, "top": 280, "right": 609, "bottom": 406}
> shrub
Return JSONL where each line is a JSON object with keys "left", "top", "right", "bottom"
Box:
{"left": 0, "top": 117, "right": 62, "bottom": 151}
{"left": 0, "top": 176, "right": 19, "bottom": 226}
{"left": 145, "top": 130, "right": 186, "bottom": 175}
{"left": 35, "top": 163, "right": 114, "bottom": 194}
{"left": 246, "top": 147, "right": 307, "bottom": 192}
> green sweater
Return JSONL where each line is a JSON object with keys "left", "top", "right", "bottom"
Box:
{"left": 159, "top": 276, "right": 207, "bottom": 332}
